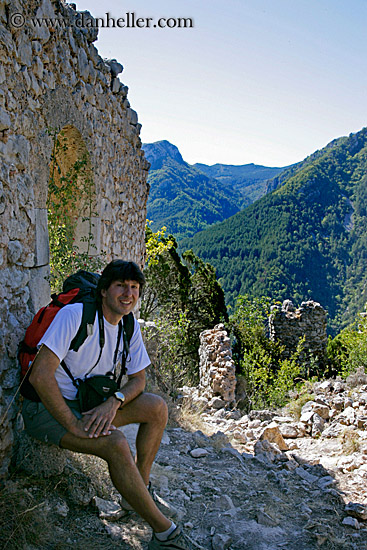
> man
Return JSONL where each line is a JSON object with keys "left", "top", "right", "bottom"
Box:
{"left": 22, "top": 260, "right": 193, "bottom": 550}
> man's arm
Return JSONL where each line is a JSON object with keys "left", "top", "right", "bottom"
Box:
{"left": 120, "top": 369, "right": 146, "bottom": 405}
{"left": 29, "top": 345, "right": 93, "bottom": 439}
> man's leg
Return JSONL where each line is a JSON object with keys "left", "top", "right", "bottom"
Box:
{"left": 113, "top": 393, "right": 168, "bottom": 485}
{"left": 60, "top": 428, "right": 171, "bottom": 533}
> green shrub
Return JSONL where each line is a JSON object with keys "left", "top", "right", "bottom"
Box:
{"left": 141, "top": 225, "right": 228, "bottom": 388}
{"left": 327, "top": 314, "right": 367, "bottom": 378}
{"left": 240, "top": 337, "right": 305, "bottom": 409}
{"left": 151, "top": 310, "right": 196, "bottom": 392}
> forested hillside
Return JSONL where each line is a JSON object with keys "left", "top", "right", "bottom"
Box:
{"left": 143, "top": 141, "right": 286, "bottom": 239}
{"left": 143, "top": 141, "right": 241, "bottom": 239}
{"left": 182, "top": 127, "right": 367, "bottom": 334}
{"left": 194, "top": 162, "right": 285, "bottom": 206}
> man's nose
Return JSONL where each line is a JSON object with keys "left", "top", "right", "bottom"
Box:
{"left": 121, "top": 284, "right": 132, "bottom": 295}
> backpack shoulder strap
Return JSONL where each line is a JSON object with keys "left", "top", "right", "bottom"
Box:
{"left": 62, "top": 303, "right": 105, "bottom": 384}
{"left": 123, "top": 312, "right": 135, "bottom": 344}
{"left": 69, "top": 300, "right": 99, "bottom": 352}
{"left": 116, "top": 313, "right": 135, "bottom": 386}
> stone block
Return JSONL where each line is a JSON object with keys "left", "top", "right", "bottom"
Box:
{"left": 111, "top": 77, "right": 121, "bottom": 94}
{"left": 127, "top": 108, "right": 138, "bottom": 125}
{"left": 78, "top": 47, "right": 89, "bottom": 80}
{"left": 105, "top": 58, "right": 123, "bottom": 77}
{"left": 32, "top": 0, "right": 56, "bottom": 43}
{"left": 34, "top": 208, "right": 49, "bottom": 267}
{"left": 7, "top": 240, "right": 22, "bottom": 264}
{"left": 0, "top": 106, "right": 10, "bottom": 131}
{"left": 16, "top": 34, "right": 33, "bottom": 66}
{"left": 259, "top": 421, "right": 289, "bottom": 451}
{"left": 6, "top": 135, "right": 30, "bottom": 170}
{"left": 28, "top": 264, "right": 50, "bottom": 312}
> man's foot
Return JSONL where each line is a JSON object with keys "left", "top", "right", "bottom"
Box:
{"left": 119, "top": 482, "right": 177, "bottom": 518}
{"left": 148, "top": 526, "right": 194, "bottom": 549}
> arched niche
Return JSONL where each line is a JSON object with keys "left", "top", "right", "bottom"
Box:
{"left": 47, "top": 125, "right": 100, "bottom": 286}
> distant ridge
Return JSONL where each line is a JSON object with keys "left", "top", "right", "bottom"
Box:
{"left": 194, "top": 162, "right": 285, "bottom": 207}
{"left": 143, "top": 140, "right": 241, "bottom": 239}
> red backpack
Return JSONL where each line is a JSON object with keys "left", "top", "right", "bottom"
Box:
{"left": 19, "top": 271, "right": 100, "bottom": 380}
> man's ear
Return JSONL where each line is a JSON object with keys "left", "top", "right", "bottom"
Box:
{"left": 100, "top": 288, "right": 107, "bottom": 298}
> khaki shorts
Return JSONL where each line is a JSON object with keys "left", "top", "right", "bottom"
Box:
{"left": 22, "top": 398, "right": 82, "bottom": 446}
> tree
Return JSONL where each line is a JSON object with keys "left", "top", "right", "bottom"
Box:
{"left": 141, "top": 224, "right": 228, "bottom": 387}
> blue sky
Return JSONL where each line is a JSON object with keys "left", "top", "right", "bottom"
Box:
{"left": 75, "top": 0, "right": 367, "bottom": 167}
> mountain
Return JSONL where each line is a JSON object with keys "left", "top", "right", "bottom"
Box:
{"left": 143, "top": 140, "right": 287, "bottom": 240}
{"left": 182, "top": 127, "right": 367, "bottom": 334}
{"left": 143, "top": 141, "right": 242, "bottom": 239}
{"left": 143, "top": 140, "right": 185, "bottom": 170}
{"left": 194, "top": 162, "right": 285, "bottom": 206}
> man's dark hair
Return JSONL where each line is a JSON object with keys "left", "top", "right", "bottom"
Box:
{"left": 97, "top": 260, "right": 145, "bottom": 298}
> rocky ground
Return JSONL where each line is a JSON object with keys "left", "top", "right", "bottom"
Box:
{"left": 2, "top": 375, "right": 367, "bottom": 550}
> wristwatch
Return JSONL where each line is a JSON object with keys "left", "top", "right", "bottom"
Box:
{"left": 114, "top": 391, "right": 125, "bottom": 407}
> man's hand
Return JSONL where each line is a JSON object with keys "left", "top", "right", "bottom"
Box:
{"left": 81, "top": 398, "right": 120, "bottom": 438}
{"left": 81, "top": 371, "right": 146, "bottom": 438}
{"left": 68, "top": 417, "right": 98, "bottom": 439}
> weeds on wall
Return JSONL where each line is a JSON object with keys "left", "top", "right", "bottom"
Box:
{"left": 47, "top": 128, "right": 105, "bottom": 292}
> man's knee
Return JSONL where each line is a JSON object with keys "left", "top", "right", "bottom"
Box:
{"left": 101, "top": 430, "right": 133, "bottom": 463}
{"left": 148, "top": 394, "right": 168, "bottom": 426}
{"left": 115, "top": 392, "right": 168, "bottom": 427}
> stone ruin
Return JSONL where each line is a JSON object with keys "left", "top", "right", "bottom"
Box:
{"left": 198, "top": 324, "right": 236, "bottom": 408}
{"left": 192, "top": 301, "right": 328, "bottom": 412}
{"left": 0, "top": 0, "right": 150, "bottom": 477}
{"left": 268, "top": 299, "right": 328, "bottom": 366}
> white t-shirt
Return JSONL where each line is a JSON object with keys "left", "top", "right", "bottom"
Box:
{"left": 39, "top": 303, "right": 150, "bottom": 400}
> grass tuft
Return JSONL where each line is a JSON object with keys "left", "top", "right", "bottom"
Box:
{"left": 0, "top": 480, "right": 54, "bottom": 549}
{"left": 338, "top": 427, "right": 361, "bottom": 455}
{"left": 286, "top": 392, "right": 315, "bottom": 420}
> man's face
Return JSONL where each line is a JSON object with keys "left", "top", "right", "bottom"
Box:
{"left": 101, "top": 279, "right": 140, "bottom": 324}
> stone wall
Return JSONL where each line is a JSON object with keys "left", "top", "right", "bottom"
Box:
{"left": 199, "top": 324, "right": 236, "bottom": 408}
{"left": 0, "top": 0, "right": 150, "bottom": 477}
{"left": 268, "top": 300, "right": 328, "bottom": 366}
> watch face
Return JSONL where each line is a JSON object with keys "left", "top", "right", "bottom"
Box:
{"left": 115, "top": 391, "right": 125, "bottom": 403}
